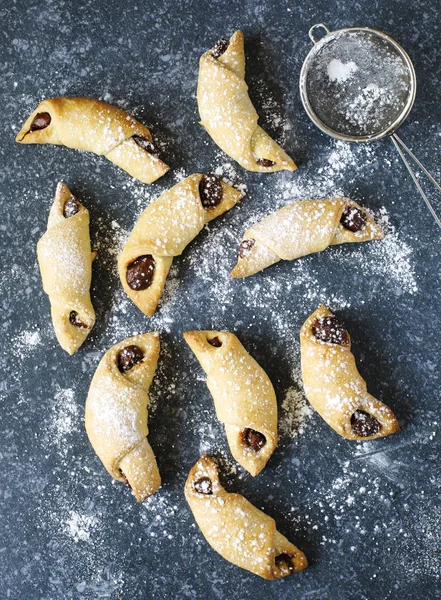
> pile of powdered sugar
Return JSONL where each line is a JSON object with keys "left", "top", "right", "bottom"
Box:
{"left": 11, "top": 328, "right": 43, "bottom": 359}
{"left": 65, "top": 511, "right": 99, "bottom": 543}
{"left": 327, "top": 58, "right": 359, "bottom": 84}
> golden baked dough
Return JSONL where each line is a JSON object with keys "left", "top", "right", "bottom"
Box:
{"left": 185, "top": 455, "right": 308, "bottom": 579}
{"left": 118, "top": 174, "right": 242, "bottom": 317}
{"left": 37, "top": 182, "right": 95, "bottom": 355}
{"left": 16, "top": 97, "right": 169, "bottom": 184}
{"left": 300, "top": 305, "right": 400, "bottom": 440}
{"left": 183, "top": 331, "right": 277, "bottom": 476}
{"left": 85, "top": 332, "right": 161, "bottom": 501}
{"left": 231, "top": 198, "right": 384, "bottom": 277}
{"left": 197, "top": 31, "right": 296, "bottom": 172}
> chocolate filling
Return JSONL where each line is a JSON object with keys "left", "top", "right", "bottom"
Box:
{"left": 29, "top": 112, "right": 51, "bottom": 132}
{"left": 132, "top": 135, "right": 159, "bottom": 156}
{"left": 256, "top": 158, "right": 276, "bottom": 167}
{"left": 119, "top": 469, "right": 132, "bottom": 489}
{"left": 69, "top": 310, "right": 87, "bottom": 328}
{"left": 275, "top": 553, "right": 295, "bottom": 574}
{"left": 238, "top": 239, "right": 255, "bottom": 258}
{"left": 211, "top": 38, "right": 229, "bottom": 59}
{"left": 208, "top": 336, "right": 222, "bottom": 347}
{"left": 340, "top": 206, "right": 367, "bottom": 232}
{"left": 351, "top": 410, "right": 382, "bottom": 437}
{"left": 312, "top": 315, "right": 349, "bottom": 346}
{"left": 194, "top": 476, "right": 213, "bottom": 495}
{"left": 199, "top": 174, "right": 223, "bottom": 209}
{"left": 242, "top": 428, "right": 266, "bottom": 451}
{"left": 117, "top": 345, "right": 145, "bottom": 373}
{"left": 63, "top": 196, "right": 80, "bottom": 219}
{"left": 126, "top": 255, "right": 155, "bottom": 291}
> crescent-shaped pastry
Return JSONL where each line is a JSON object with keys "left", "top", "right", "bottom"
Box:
{"left": 118, "top": 174, "right": 242, "bottom": 317}
{"left": 300, "top": 305, "right": 400, "bottom": 440}
{"left": 16, "top": 97, "right": 169, "bottom": 184}
{"left": 185, "top": 455, "right": 308, "bottom": 579}
{"left": 231, "top": 197, "right": 384, "bottom": 278}
{"left": 85, "top": 332, "right": 161, "bottom": 501}
{"left": 197, "top": 31, "right": 296, "bottom": 172}
{"left": 183, "top": 331, "right": 277, "bottom": 476}
{"left": 37, "top": 182, "right": 95, "bottom": 355}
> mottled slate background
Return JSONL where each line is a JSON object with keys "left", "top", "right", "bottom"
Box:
{"left": 1, "top": 0, "right": 440, "bottom": 599}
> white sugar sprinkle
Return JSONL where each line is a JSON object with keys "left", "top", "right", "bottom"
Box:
{"left": 327, "top": 59, "right": 359, "bottom": 83}
{"left": 64, "top": 511, "right": 99, "bottom": 542}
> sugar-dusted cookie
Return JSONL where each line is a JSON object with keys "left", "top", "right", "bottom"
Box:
{"left": 16, "top": 97, "right": 169, "bottom": 183}
{"left": 85, "top": 332, "right": 161, "bottom": 501}
{"left": 300, "top": 305, "right": 400, "bottom": 440}
{"left": 198, "top": 31, "right": 296, "bottom": 172}
{"left": 37, "top": 182, "right": 95, "bottom": 354}
{"left": 185, "top": 455, "right": 308, "bottom": 579}
{"left": 231, "top": 197, "right": 384, "bottom": 278}
{"left": 119, "top": 174, "right": 242, "bottom": 316}
{"left": 184, "top": 330, "right": 277, "bottom": 476}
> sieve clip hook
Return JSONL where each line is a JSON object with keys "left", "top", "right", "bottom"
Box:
{"left": 308, "top": 24, "right": 331, "bottom": 45}
{"left": 390, "top": 134, "right": 441, "bottom": 229}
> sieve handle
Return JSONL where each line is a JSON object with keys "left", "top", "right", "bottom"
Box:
{"left": 391, "top": 133, "right": 441, "bottom": 229}
{"left": 309, "top": 24, "right": 331, "bottom": 44}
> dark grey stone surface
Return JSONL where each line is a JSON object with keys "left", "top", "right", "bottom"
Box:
{"left": 1, "top": 1, "right": 440, "bottom": 599}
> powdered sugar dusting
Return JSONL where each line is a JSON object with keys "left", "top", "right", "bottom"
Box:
{"left": 139, "top": 487, "right": 183, "bottom": 543}
{"left": 279, "top": 385, "right": 314, "bottom": 439}
{"left": 11, "top": 328, "right": 42, "bottom": 359}
{"left": 327, "top": 58, "right": 359, "bottom": 83}
{"left": 344, "top": 207, "right": 418, "bottom": 295}
{"left": 345, "top": 83, "right": 394, "bottom": 129}
{"left": 47, "top": 387, "right": 80, "bottom": 454}
{"left": 65, "top": 511, "right": 99, "bottom": 542}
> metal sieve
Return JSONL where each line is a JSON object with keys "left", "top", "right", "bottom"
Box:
{"left": 300, "top": 24, "right": 441, "bottom": 228}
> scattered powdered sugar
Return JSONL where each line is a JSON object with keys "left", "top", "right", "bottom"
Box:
{"left": 140, "top": 490, "right": 180, "bottom": 540}
{"left": 65, "top": 511, "right": 99, "bottom": 542}
{"left": 85, "top": 140, "right": 419, "bottom": 497}
{"left": 22, "top": 135, "right": 420, "bottom": 585}
{"left": 332, "top": 207, "right": 418, "bottom": 295}
{"left": 213, "top": 155, "right": 248, "bottom": 196}
{"left": 36, "top": 479, "right": 124, "bottom": 597}
{"left": 196, "top": 416, "right": 240, "bottom": 478}
{"left": 3, "top": 19, "right": 436, "bottom": 599}
{"left": 396, "top": 503, "right": 441, "bottom": 578}
{"left": 93, "top": 140, "right": 418, "bottom": 355}
{"left": 198, "top": 418, "right": 224, "bottom": 455}
{"left": 309, "top": 455, "right": 441, "bottom": 579}
{"left": 11, "top": 328, "right": 42, "bottom": 359}
{"left": 345, "top": 83, "right": 394, "bottom": 129}
{"left": 173, "top": 167, "right": 188, "bottom": 182}
{"left": 94, "top": 218, "right": 130, "bottom": 264}
{"left": 279, "top": 385, "right": 314, "bottom": 439}
{"left": 73, "top": 573, "right": 124, "bottom": 597}
{"left": 254, "top": 79, "right": 295, "bottom": 148}
{"left": 327, "top": 58, "right": 358, "bottom": 83}
{"left": 47, "top": 387, "right": 80, "bottom": 453}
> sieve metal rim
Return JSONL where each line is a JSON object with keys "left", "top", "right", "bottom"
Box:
{"left": 299, "top": 25, "right": 417, "bottom": 143}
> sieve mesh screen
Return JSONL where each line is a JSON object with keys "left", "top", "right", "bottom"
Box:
{"left": 304, "top": 30, "right": 413, "bottom": 138}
